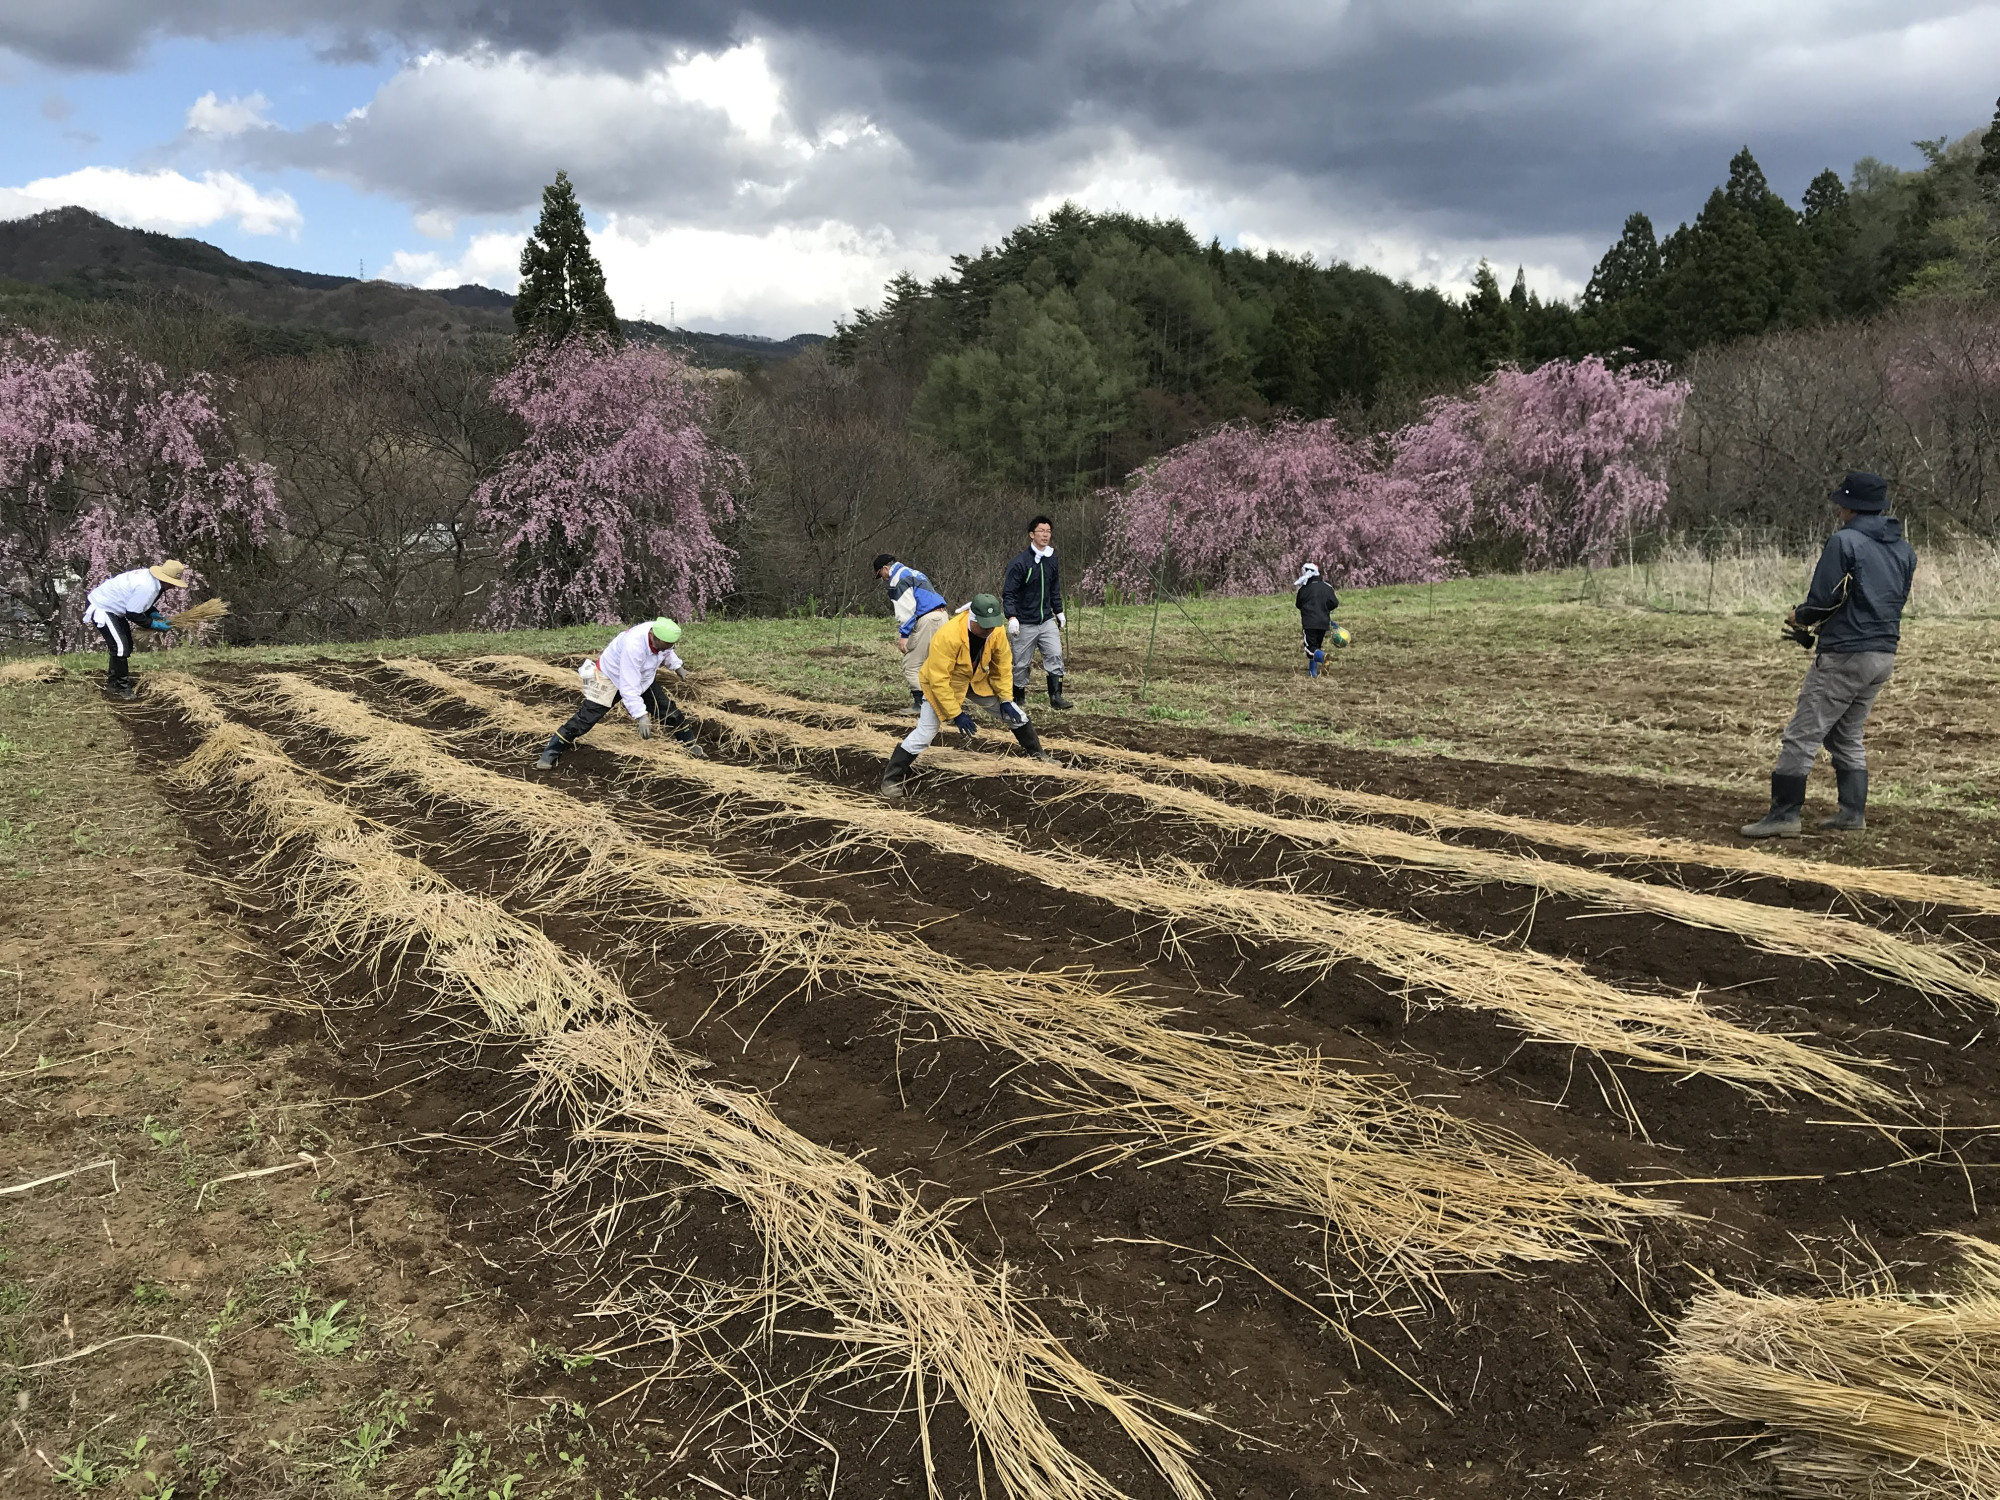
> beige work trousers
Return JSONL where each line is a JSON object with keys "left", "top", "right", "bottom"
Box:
{"left": 902, "top": 608, "right": 947, "bottom": 691}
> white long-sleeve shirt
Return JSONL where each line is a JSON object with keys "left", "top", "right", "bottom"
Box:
{"left": 592, "top": 622, "right": 685, "bottom": 719}
{"left": 83, "top": 568, "right": 165, "bottom": 628}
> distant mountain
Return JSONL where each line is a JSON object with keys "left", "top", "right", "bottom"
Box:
{"left": 0, "top": 207, "right": 825, "bottom": 366}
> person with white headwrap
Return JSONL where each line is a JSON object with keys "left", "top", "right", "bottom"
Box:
{"left": 1294, "top": 564, "right": 1341, "bottom": 677}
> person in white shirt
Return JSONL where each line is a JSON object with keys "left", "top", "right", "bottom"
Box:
{"left": 83, "top": 559, "right": 187, "bottom": 698}
{"left": 536, "top": 617, "right": 708, "bottom": 769}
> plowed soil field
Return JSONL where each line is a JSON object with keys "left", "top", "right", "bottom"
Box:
{"left": 24, "top": 653, "right": 2000, "bottom": 1500}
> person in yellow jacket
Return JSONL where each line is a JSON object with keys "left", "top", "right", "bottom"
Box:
{"left": 881, "top": 592, "right": 1053, "bottom": 798}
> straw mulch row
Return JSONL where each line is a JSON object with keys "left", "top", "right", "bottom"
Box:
{"left": 148, "top": 671, "right": 1210, "bottom": 1500}
{"left": 667, "top": 665, "right": 2000, "bottom": 920}
{"left": 263, "top": 669, "right": 1664, "bottom": 1286}
{"left": 405, "top": 658, "right": 1897, "bottom": 1113}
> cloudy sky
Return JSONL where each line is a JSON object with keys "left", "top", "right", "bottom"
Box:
{"left": 1, "top": 3, "right": 1995, "bottom": 336}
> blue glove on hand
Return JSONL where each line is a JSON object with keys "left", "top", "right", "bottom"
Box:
{"left": 146, "top": 613, "right": 172, "bottom": 631}
{"left": 999, "top": 701, "right": 1027, "bottom": 728}
{"left": 952, "top": 712, "right": 978, "bottom": 740}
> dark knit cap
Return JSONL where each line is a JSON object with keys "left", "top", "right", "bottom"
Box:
{"left": 870, "top": 553, "right": 896, "bottom": 573}
{"left": 1829, "top": 471, "right": 1889, "bottom": 513}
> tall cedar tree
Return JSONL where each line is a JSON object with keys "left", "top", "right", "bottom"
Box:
{"left": 514, "top": 171, "right": 622, "bottom": 346}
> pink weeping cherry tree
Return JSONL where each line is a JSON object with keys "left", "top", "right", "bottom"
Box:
{"left": 0, "top": 328, "right": 280, "bottom": 652}
{"left": 475, "top": 338, "right": 743, "bottom": 627}
{"left": 1087, "top": 355, "right": 1689, "bottom": 598}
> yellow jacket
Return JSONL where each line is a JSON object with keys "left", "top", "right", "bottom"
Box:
{"left": 919, "top": 609, "right": 1013, "bottom": 719}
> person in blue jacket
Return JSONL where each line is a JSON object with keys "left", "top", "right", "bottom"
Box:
{"left": 874, "top": 554, "right": 950, "bottom": 715}
{"left": 1740, "top": 471, "right": 1917, "bottom": 838}
{"left": 1001, "top": 515, "right": 1072, "bottom": 709}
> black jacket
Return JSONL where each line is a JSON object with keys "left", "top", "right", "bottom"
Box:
{"left": 1002, "top": 547, "right": 1063, "bottom": 626}
{"left": 1796, "top": 514, "right": 1917, "bottom": 655}
{"left": 1295, "top": 577, "right": 1340, "bottom": 630}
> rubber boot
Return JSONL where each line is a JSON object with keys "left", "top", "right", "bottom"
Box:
{"left": 909, "top": 688, "right": 924, "bottom": 717}
{"left": 1740, "top": 772, "right": 1808, "bottom": 838}
{"left": 535, "top": 733, "right": 564, "bottom": 770}
{"left": 1013, "top": 722, "right": 1055, "bottom": 763}
{"left": 673, "top": 725, "right": 711, "bottom": 761}
{"left": 1311, "top": 649, "right": 1325, "bottom": 676}
{"left": 1819, "top": 767, "right": 1867, "bottom": 831}
{"left": 881, "top": 745, "right": 917, "bottom": 799}
{"left": 1047, "top": 674, "right": 1073, "bottom": 710}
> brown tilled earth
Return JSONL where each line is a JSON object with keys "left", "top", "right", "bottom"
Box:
{"left": 6, "top": 657, "right": 2000, "bottom": 1499}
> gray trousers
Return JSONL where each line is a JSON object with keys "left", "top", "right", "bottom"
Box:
{"left": 1011, "top": 618, "right": 1064, "bottom": 689}
{"left": 1774, "top": 651, "right": 1896, "bottom": 776}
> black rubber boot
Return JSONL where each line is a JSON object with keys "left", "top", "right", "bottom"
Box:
{"left": 1740, "top": 772, "right": 1808, "bottom": 838}
{"left": 535, "top": 733, "right": 564, "bottom": 770}
{"left": 1047, "top": 674, "right": 1073, "bottom": 710}
{"left": 1819, "top": 767, "right": 1867, "bottom": 831}
{"left": 909, "top": 688, "right": 924, "bottom": 716}
{"left": 673, "top": 725, "right": 711, "bottom": 761}
{"left": 1013, "top": 723, "right": 1055, "bottom": 763}
{"left": 881, "top": 745, "right": 917, "bottom": 799}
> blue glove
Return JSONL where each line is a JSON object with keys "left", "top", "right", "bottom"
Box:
{"left": 952, "top": 712, "right": 978, "bottom": 740}
{"left": 999, "top": 701, "right": 1027, "bottom": 728}
{"left": 146, "top": 612, "right": 172, "bottom": 631}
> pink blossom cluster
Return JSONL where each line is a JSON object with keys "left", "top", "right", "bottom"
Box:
{"left": 475, "top": 339, "right": 743, "bottom": 628}
{"left": 0, "top": 328, "right": 280, "bottom": 651}
{"left": 1087, "top": 356, "right": 1688, "bottom": 599}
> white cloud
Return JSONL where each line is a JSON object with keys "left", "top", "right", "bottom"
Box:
{"left": 412, "top": 208, "right": 457, "bottom": 239}
{"left": 666, "top": 40, "right": 785, "bottom": 141}
{"left": 380, "top": 216, "right": 942, "bottom": 335}
{"left": 186, "top": 89, "right": 273, "bottom": 136}
{"left": 0, "top": 167, "right": 302, "bottom": 236}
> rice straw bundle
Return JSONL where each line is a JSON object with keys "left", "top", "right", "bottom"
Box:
{"left": 396, "top": 659, "right": 1899, "bottom": 1114}
{"left": 149, "top": 671, "right": 1208, "bottom": 1500}
{"left": 658, "top": 666, "right": 2000, "bottom": 921}
{"left": 1665, "top": 1236, "right": 2000, "bottom": 1498}
{"left": 479, "top": 658, "right": 1997, "bottom": 1013}
{"left": 168, "top": 598, "right": 229, "bottom": 631}
{"left": 270, "top": 672, "right": 1663, "bottom": 1278}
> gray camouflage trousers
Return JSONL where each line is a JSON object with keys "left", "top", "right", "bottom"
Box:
{"left": 1773, "top": 650, "right": 1897, "bottom": 777}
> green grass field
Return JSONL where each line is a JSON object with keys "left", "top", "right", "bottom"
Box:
{"left": 21, "top": 567, "right": 2000, "bottom": 813}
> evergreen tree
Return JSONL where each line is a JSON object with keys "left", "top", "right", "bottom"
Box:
{"left": 1463, "top": 260, "right": 1520, "bottom": 369}
{"left": 1979, "top": 97, "right": 2000, "bottom": 183}
{"left": 514, "top": 170, "right": 621, "bottom": 347}
{"left": 1583, "top": 213, "right": 1661, "bottom": 309}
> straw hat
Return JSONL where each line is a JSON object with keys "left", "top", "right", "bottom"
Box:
{"left": 149, "top": 559, "right": 189, "bottom": 586}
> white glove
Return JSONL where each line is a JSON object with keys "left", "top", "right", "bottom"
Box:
{"left": 1007, "top": 618, "right": 1020, "bottom": 636}
{"left": 674, "top": 667, "right": 690, "bottom": 683}
{"left": 635, "top": 714, "right": 653, "bottom": 740}
{"left": 1056, "top": 612, "right": 1066, "bottom": 629}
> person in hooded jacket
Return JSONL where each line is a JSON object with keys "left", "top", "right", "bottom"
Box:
{"left": 1740, "top": 471, "right": 1917, "bottom": 838}
{"left": 1294, "top": 564, "right": 1340, "bottom": 677}
{"left": 873, "top": 553, "right": 949, "bottom": 715}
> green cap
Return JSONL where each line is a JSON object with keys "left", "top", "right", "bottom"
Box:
{"left": 967, "top": 593, "right": 1005, "bottom": 628}
{"left": 650, "top": 617, "right": 682, "bottom": 644}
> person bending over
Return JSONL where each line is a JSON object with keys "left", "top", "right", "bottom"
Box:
{"left": 881, "top": 592, "right": 1052, "bottom": 798}
{"left": 1295, "top": 564, "right": 1341, "bottom": 677}
{"left": 873, "top": 553, "right": 950, "bottom": 716}
{"left": 536, "top": 617, "right": 709, "bottom": 769}
{"left": 83, "top": 559, "right": 187, "bottom": 699}
{"left": 1739, "top": 471, "right": 1916, "bottom": 838}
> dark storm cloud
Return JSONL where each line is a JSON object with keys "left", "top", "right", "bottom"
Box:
{"left": 11, "top": 1, "right": 1999, "bottom": 256}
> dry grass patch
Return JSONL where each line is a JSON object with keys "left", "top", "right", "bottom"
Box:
{"left": 404, "top": 659, "right": 1900, "bottom": 1116}
{"left": 149, "top": 672, "right": 1210, "bottom": 1500}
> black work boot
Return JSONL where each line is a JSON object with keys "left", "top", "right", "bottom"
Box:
{"left": 908, "top": 688, "right": 924, "bottom": 716}
{"left": 535, "top": 734, "right": 564, "bottom": 770}
{"left": 1013, "top": 723, "right": 1055, "bottom": 763}
{"left": 1819, "top": 767, "right": 1867, "bottom": 831}
{"left": 1047, "top": 673, "right": 1073, "bottom": 710}
{"left": 1740, "top": 772, "right": 1808, "bottom": 838}
{"left": 673, "top": 725, "right": 711, "bottom": 761}
{"left": 881, "top": 745, "right": 917, "bottom": 799}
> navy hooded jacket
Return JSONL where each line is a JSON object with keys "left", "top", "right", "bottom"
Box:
{"left": 1795, "top": 513, "right": 1917, "bottom": 655}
